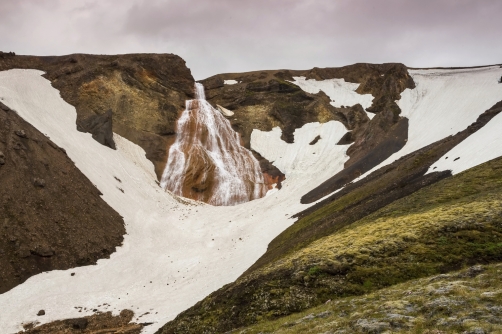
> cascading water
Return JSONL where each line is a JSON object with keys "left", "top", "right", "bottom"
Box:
{"left": 160, "top": 83, "right": 268, "bottom": 206}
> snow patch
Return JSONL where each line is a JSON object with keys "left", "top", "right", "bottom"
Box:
{"left": 427, "top": 111, "right": 502, "bottom": 175}
{"left": 224, "top": 79, "right": 239, "bottom": 85}
{"left": 216, "top": 104, "right": 234, "bottom": 117}
{"left": 251, "top": 121, "right": 348, "bottom": 177}
{"left": 290, "top": 76, "right": 375, "bottom": 118}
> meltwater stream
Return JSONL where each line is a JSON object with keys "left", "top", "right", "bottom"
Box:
{"left": 160, "top": 83, "right": 267, "bottom": 206}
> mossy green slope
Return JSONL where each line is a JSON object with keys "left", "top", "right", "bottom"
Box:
{"left": 158, "top": 156, "right": 502, "bottom": 334}
{"left": 237, "top": 263, "right": 502, "bottom": 334}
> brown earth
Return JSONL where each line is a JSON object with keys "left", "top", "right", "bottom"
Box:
{"left": 19, "top": 309, "right": 143, "bottom": 334}
{"left": 0, "top": 52, "right": 194, "bottom": 179}
{"left": 0, "top": 102, "right": 125, "bottom": 294}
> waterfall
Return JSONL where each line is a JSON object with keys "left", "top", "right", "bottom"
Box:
{"left": 160, "top": 83, "right": 268, "bottom": 206}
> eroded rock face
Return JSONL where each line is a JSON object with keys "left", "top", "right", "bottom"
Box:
{"left": 0, "top": 53, "right": 195, "bottom": 179}
{"left": 77, "top": 109, "right": 115, "bottom": 149}
{"left": 161, "top": 84, "right": 268, "bottom": 206}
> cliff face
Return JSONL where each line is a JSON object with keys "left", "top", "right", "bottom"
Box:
{"left": 0, "top": 54, "right": 414, "bottom": 206}
{"left": 0, "top": 52, "right": 195, "bottom": 179}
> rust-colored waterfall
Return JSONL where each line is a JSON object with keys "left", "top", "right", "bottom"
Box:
{"left": 160, "top": 83, "right": 268, "bottom": 206}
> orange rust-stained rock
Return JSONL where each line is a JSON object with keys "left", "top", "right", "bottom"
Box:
{"left": 160, "top": 84, "right": 268, "bottom": 206}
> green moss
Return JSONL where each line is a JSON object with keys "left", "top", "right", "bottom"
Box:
{"left": 241, "top": 263, "right": 502, "bottom": 334}
{"left": 307, "top": 266, "right": 322, "bottom": 276}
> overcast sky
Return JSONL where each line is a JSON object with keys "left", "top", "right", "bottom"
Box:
{"left": 1, "top": 0, "right": 501, "bottom": 79}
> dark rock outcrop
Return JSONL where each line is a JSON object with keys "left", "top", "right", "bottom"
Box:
{"left": 77, "top": 109, "right": 116, "bottom": 149}
{"left": 0, "top": 51, "right": 15, "bottom": 59}
{"left": 0, "top": 101, "right": 10, "bottom": 111}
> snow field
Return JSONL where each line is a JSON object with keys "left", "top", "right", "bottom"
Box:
{"left": 0, "top": 69, "right": 350, "bottom": 333}
{"left": 427, "top": 110, "right": 502, "bottom": 175}
{"left": 290, "top": 76, "right": 375, "bottom": 118}
{"left": 353, "top": 66, "right": 502, "bottom": 184}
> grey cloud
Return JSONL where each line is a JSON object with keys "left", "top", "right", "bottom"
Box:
{"left": 0, "top": 0, "right": 501, "bottom": 79}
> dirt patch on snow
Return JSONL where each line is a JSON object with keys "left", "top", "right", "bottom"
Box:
{"left": 19, "top": 309, "right": 143, "bottom": 334}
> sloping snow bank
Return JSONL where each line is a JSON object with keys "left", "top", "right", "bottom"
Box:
{"left": 251, "top": 122, "right": 348, "bottom": 176}
{"left": 427, "top": 111, "right": 502, "bottom": 175}
{"left": 353, "top": 66, "right": 502, "bottom": 184}
{"left": 290, "top": 76, "right": 375, "bottom": 118}
{"left": 0, "top": 70, "right": 349, "bottom": 334}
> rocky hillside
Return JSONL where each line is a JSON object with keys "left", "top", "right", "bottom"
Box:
{"left": 0, "top": 53, "right": 415, "bottom": 201}
{"left": 158, "top": 67, "right": 502, "bottom": 333}
{"left": 0, "top": 100, "right": 124, "bottom": 294}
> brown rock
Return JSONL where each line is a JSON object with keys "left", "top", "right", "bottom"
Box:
{"left": 0, "top": 101, "right": 10, "bottom": 111}
{"left": 77, "top": 109, "right": 116, "bottom": 149}
{"left": 31, "top": 245, "right": 54, "bottom": 257}
{"left": 19, "top": 310, "right": 142, "bottom": 334}
{"left": 33, "top": 178, "right": 45, "bottom": 188}
{"left": 15, "top": 129, "right": 27, "bottom": 138}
